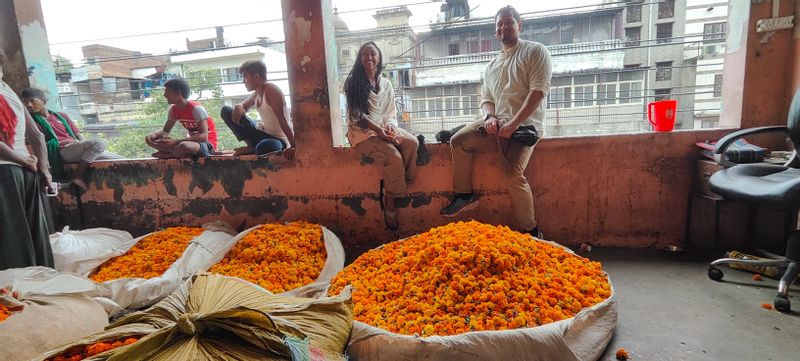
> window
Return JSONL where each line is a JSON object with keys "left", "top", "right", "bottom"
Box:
{"left": 549, "top": 87, "right": 572, "bottom": 109}
{"left": 342, "top": 48, "right": 350, "bottom": 57}
{"left": 462, "top": 96, "right": 474, "bottom": 115}
{"left": 221, "top": 67, "right": 241, "bottom": 83}
{"left": 703, "top": 22, "right": 727, "bottom": 43}
{"left": 574, "top": 86, "right": 593, "bottom": 107}
{"left": 469, "top": 40, "right": 479, "bottom": 53}
{"left": 101, "top": 77, "right": 117, "bottom": 92}
{"left": 481, "top": 40, "right": 493, "bottom": 52}
{"left": 619, "top": 71, "right": 644, "bottom": 104}
{"left": 560, "top": 25, "right": 574, "bottom": 44}
{"left": 627, "top": 3, "right": 642, "bottom": 23}
{"left": 625, "top": 27, "right": 641, "bottom": 47}
{"left": 658, "top": 0, "right": 675, "bottom": 19}
{"left": 597, "top": 83, "right": 616, "bottom": 105}
{"left": 656, "top": 23, "right": 673, "bottom": 44}
{"left": 445, "top": 97, "right": 458, "bottom": 117}
{"left": 448, "top": 43, "right": 460, "bottom": 56}
{"left": 714, "top": 74, "right": 723, "bottom": 97}
{"left": 572, "top": 76, "right": 595, "bottom": 107}
{"left": 655, "top": 61, "right": 672, "bottom": 81}
{"left": 654, "top": 88, "right": 671, "bottom": 101}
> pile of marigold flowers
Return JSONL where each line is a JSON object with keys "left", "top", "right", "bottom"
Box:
{"left": 90, "top": 227, "right": 203, "bottom": 282}
{"left": 209, "top": 221, "right": 326, "bottom": 292}
{"left": 330, "top": 221, "right": 612, "bottom": 336}
{"left": 48, "top": 336, "right": 140, "bottom": 361}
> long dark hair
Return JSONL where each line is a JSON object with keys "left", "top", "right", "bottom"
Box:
{"left": 344, "top": 41, "right": 383, "bottom": 125}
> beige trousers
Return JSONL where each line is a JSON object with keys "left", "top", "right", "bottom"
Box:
{"left": 59, "top": 139, "right": 108, "bottom": 163}
{"left": 355, "top": 128, "right": 418, "bottom": 198}
{"left": 450, "top": 119, "right": 537, "bottom": 230}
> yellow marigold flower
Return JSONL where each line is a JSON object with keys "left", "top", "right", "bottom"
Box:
{"left": 330, "top": 221, "right": 612, "bottom": 336}
{"left": 90, "top": 227, "right": 203, "bottom": 282}
{"left": 209, "top": 221, "right": 326, "bottom": 293}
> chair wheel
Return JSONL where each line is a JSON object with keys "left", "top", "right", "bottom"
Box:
{"left": 708, "top": 266, "right": 724, "bottom": 281}
{"left": 774, "top": 295, "right": 791, "bottom": 313}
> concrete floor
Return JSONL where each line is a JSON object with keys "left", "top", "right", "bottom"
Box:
{"left": 589, "top": 248, "right": 800, "bottom": 361}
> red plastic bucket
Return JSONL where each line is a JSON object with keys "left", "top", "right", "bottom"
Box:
{"left": 647, "top": 100, "right": 677, "bottom": 132}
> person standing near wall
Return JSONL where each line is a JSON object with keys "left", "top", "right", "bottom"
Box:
{"left": 220, "top": 60, "right": 295, "bottom": 157}
{"left": 344, "top": 41, "right": 418, "bottom": 230}
{"left": 0, "top": 60, "right": 55, "bottom": 270}
{"left": 22, "top": 87, "right": 120, "bottom": 190}
{"left": 440, "top": 6, "right": 552, "bottom": 238}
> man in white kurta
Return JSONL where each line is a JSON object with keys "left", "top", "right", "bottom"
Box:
{"left": 441, "top": 6, "right": 552, "bottom": 237}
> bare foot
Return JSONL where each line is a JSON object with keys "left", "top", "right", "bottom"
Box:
{"left": 233, "top": 146, "right": 254, "bottom": 156}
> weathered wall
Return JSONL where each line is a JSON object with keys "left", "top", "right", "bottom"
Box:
{"left": 54, "top": 128, "right": 731, "bottom": 261}
{"left": 0, "top": 0, "right": 59, "bottom": 109}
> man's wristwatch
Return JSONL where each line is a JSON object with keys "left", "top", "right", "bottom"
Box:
{"left": 483, "top": 113, "right": 495, "bottom": 122}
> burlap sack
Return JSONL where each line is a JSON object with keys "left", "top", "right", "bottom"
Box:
{"left": 0, "top": 267, "right": 110, "bottom": 361}
{"left": 75, "top": 274, "right": 354, "bottom": 361}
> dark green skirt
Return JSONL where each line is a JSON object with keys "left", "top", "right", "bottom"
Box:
{"left": 0, "top": 164, "right": 54, "bottom": 270}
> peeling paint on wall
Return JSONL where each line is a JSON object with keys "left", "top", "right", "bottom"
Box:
{"left": 19, "top": 21, "right": 60, "bottom": 111}
{"left": 341, "top": 196, "right": 367, "bottom": 216}
{"left": 164, "top": 167, "right": 177, "bottom": 196}
{"left": 226, "top": 196, "right": 289, "bottom": 218}
{"left": 187, "top": 158, "right": 279, "bottom": 198}
{"left": 291, "top": 11, "right": 312, "bottom": 47}
{"left": 360, "top": 154, "right": 374, "bottom": 165}
{"left": 91, "top": 164, "right": 161, "bottom": 202}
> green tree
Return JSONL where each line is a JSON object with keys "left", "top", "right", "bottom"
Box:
{"left": 104, "top": 66, "right": 241, "bottom": 158}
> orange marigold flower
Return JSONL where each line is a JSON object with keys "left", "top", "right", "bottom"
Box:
{"left": 0, "top": 304, "right": 13, "bottom": 323}
{"left": 330, "top": 221, "right": 612, "bottom": 336}
{"left": 48, "top": 336, "right": 141, "bottom": 361}
{"left": 752, "top": 274, "right": 763, "bottom": 281}
{"left": 90, "top": 227, "right": 203, "bottom": 282}
{"left": 615, "top": 348, "right": 630, "bottom": 360}
{"left": 761, "top": 303, "right": 774, "bottom": 310}
{"left": 209, "top": 221, "right": 326, "bottom": 293}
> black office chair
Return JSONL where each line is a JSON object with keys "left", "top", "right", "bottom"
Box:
{"left": 707, "top": 88, "right": 800, "bottom": 312}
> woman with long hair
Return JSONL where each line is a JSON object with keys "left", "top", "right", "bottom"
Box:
{"left": 344, "top": 42, "right": 418, "bottom": 230}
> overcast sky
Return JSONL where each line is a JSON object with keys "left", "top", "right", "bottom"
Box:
{"left": 42, "top": 0, "right": 600, "bottom": 65}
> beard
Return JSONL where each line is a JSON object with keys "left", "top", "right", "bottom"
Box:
{"left": 498, "top": 31, "right": 517, "bottom": 45}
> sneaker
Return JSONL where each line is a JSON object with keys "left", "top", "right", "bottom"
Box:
{"left": 440, "top": 194, "right": 480, "bottom": 217}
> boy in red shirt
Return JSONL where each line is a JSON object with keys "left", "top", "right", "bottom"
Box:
{"left": 145, "top": 78, "right": 218, "bottom": 159}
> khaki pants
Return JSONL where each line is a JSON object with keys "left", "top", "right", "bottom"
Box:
{"left": 450, "top": 119, "right": 537, "bottom": 230}
{"left": 59, "top": 139, "right": 107, "bottom": 163}
{"left": 355, "top": 128, "right": 418, "bottom": 198}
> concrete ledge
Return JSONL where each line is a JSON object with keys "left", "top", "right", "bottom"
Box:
{"left": 55, "top": 128, "right": 734, "bottom": 260}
